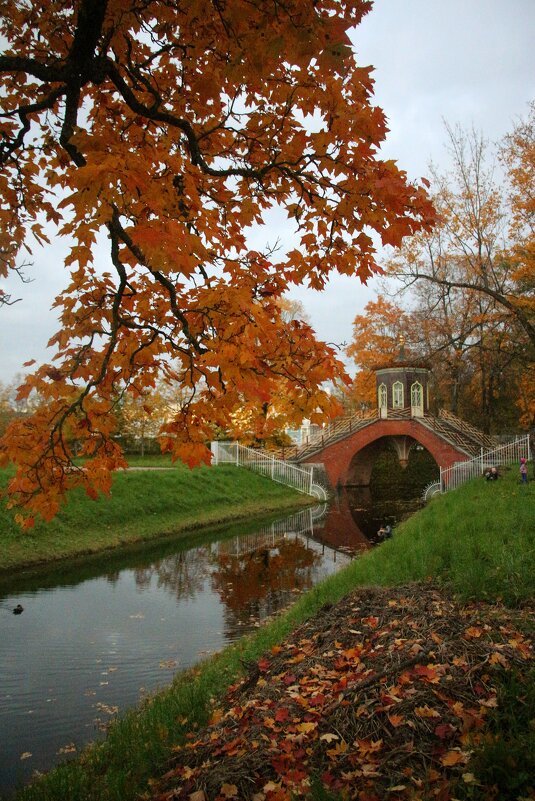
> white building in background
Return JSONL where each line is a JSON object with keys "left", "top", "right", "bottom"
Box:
{"left": 285, "top": 384, "right": 334, "bottom": 446}
{"left": 286, "top": 419, "right": 323, "bottom": 446}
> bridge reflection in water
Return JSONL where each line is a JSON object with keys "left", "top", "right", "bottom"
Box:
{"left": 216, "top": 501, "right": 373, "bottom": 563}
{"left": 0, "top": 497, "right": 418, "bottom": 794}
{"left": 271, "top": 489, "right": 424, "bottom": 552}
{"left": 214, "top": 486, "right": 412, "bottom": 571}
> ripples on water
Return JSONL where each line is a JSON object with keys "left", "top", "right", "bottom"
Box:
{"left": 0, "top": 491, "right": 421, "bottom": 795}
{"left": 0, "top": 505, "right": 355, "bottom": 795}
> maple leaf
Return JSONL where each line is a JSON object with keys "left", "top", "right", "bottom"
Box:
{"left": 415, "top": 705, "right": 441, "bottom": 718}
{"left": 326, "top": 740, "right": 349, "bottom": 759}
{"left": 464, "top": 626, "right": 484, "bottom": 638}
{"left": 274, "top": 709, "right": 290, "bottom": 723}
{"left": 440, "top": 749, "right": 467, "bottom": 767}
{"left": 413, "top": 664, "right": 441, "bottom": 684}
{"left": 295, "top": 721, "right": 317, "bottom": 735}
{"left": 489, "top": 651, "right": 509, "bottom": 667}
{"left": 209, "top": 709, "right": 225, "bottom": 725}
{"left": 320, "top": 733, "right": 339, "bottom": 743}
{"left": 219, "top": 784, "right": 239, "bottom": 798}
{"left": 434, "top": 723, "right": 457, "bottom": 740}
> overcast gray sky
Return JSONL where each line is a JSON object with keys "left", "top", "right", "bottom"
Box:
{"left": 1, "top": 0, "right": 535, "bottom": 383}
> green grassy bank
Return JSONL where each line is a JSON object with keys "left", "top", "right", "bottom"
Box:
{"left": 8, "top": 465, "right": 534, "bottom": 801}
{"left": 0, "top": 462, "right": 312, "bottom": 574}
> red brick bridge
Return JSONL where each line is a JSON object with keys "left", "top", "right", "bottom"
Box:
{"left": 276, "top": 356, "right": 500, "bottom": 491}
{"left": 277, "top": 408, "right": 498, "bottom": 491}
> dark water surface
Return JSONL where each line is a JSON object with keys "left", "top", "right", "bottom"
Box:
{"left": 0, "top": 492, "right": 419, "bottom": 795}
{"left": 0, "top": 505, "right": 350, "bottom": 794}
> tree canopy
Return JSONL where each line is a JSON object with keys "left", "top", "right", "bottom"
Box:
{"left": 0, "top": 0, "right": 434, "bottom": 523}
{"left": 347, "top": 117, "right": 535, "bottom": 434}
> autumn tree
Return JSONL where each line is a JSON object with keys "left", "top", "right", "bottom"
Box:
{"left": 0, "top": 375, "right": 43, "bottom": 437}
{"left": 0, "top": 382, "right": 12, "bottom": 438}
{"left": 385, "top": 123, "right": 533, "bottom": 432}
{"left": 0, "top": 0, "right": 434, "bottom": 523}
{"left": 346, "top": 296, "right": 411, "bottom": 408}
{"left": 500, "top": 101, "right": 535, "bottom": 427}
{"left": 277, "top": 297, "right": 310, "bottom": 326}
{"left": 118, "top": 387, "right": 166, "bottom": 456}
{"left": 390, "top": 123, "right": 535, "bottom": 345}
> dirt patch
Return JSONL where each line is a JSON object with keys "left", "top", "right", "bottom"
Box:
{"left": 152, "top": 584, "right": 534, "bottom": 801}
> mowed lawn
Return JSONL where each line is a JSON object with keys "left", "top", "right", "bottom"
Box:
{"left": 0, "top": 460, "right": 312, "bottom": 572}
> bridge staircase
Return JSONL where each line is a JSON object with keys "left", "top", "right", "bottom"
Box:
{"left": 417, "top": 409, "right": 500, "bottom": 458}
{"left": 272, "top": 408, "right": 499, "bottom": 464}
{"left": 272, "top": 409, "right": 379, "bottom": 463}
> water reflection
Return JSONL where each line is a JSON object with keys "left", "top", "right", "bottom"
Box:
{"left": 343, "top": 486, "right": 424, "bottom": 542}
{"left": 0, "top": 506, "right": 350, "bottom": 796}
{"left": 0, "top": 492, "right": 423, "bottom": 795}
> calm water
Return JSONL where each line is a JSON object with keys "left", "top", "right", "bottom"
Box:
{"left": 0, "top": 505, "right": 356, "bottom": 795}
{"left": 0, "top": 491, "right": 420, "bottom": 795}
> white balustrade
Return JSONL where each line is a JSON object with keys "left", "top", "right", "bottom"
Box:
{"left": 439, "top": 434, "right": 531, "bottom": 492}
{"left": 211, "top": 441, "right": 316, "bottom": 496}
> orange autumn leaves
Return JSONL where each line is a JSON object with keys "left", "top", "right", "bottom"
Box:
{"left": 0, "top": 0, "right": 434, "bottom": 523}
{"left": 152, "top": 586, "right": 533, "bottom": 801}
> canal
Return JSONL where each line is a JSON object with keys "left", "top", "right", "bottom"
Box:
{"left": 0, "top": 488, "right": 422, "bottom": 795}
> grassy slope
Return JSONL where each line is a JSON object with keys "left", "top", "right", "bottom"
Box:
{"left": 0, "top": 462, "right": 311, "bottom": 573}
{"left": 9, "top": 466, "right": 535, "bottom": 801}
{"left": 340, "top": 465, "right": 535, "bottom": 605}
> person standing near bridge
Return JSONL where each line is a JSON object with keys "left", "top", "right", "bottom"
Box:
{"left": 520, "top": 458, "right": 528, "bottom": 484}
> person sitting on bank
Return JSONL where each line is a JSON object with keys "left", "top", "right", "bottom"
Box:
{"left": 484, "top": 466, "right": 499, "bottom": 481}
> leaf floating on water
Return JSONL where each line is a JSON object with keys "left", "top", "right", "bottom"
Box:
{"left": 96, "top": 702, "right": 119, "bottom": 715}
{"left": 20, "top": 752, "right": 32, "bottom": 760}
{"left": 57, "top": 743, "right": 76, "bottom": 755}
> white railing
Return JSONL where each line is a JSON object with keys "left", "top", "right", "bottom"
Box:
{"left": 217, "top": 505, "right": 329, "bottom": 557}
{"left": 440, "top": 434, "right": 531, "bottom": 492}
{"left": 211, "top": 441, "right": 318, "bottom": 496}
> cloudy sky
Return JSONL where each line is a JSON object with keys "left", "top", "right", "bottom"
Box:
{"left": 1, "top": 0, "right": 535, "bottom": 383}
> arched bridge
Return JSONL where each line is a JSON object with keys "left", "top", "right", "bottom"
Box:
{"left": 277, "top": 409, "right": 499, "bottom": 489}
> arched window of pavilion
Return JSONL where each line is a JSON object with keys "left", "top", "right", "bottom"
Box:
{"left": 411, "top": 381, "right": 423, "bottom": 416}
{"left": 378, "top": 383, "right": 387, "bottom": 417}
{"left": 393, "top": 381, "right": 404, "bottom": 409}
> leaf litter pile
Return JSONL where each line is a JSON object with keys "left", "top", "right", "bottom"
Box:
{"left": 153, "top": 585, "right": 534, "bottom": 801}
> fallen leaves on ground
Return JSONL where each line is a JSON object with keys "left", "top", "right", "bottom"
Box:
{"left": 151, "top": 584, "right": 534, "bottom": 801}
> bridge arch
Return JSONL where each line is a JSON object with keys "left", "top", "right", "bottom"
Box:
{"left": 346, "top": 435, "right": 424, "bottom": 486}
{"left": 301, "top": 419, "right": 469, "bottom": 489}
